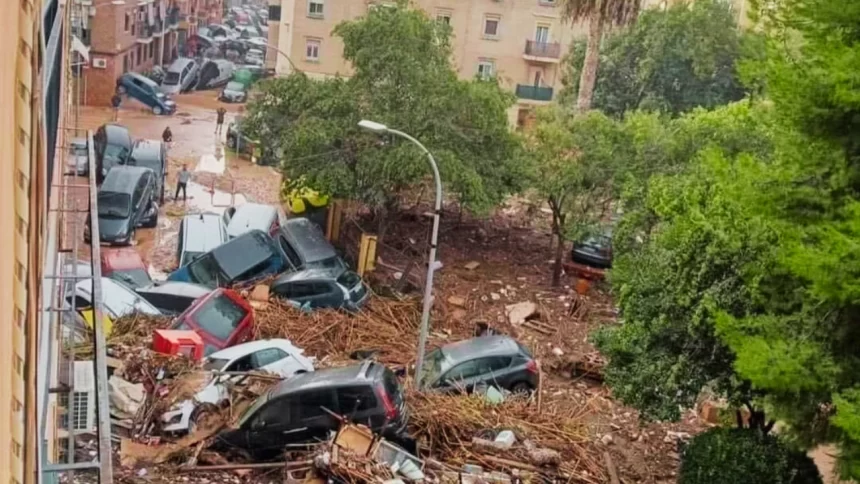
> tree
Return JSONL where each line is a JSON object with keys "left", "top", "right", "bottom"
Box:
{"left": 524, "top": 108, "right": 627, "bottom": 286}
{"left": 561, "top": 0, "right": 747, "bottom": 117}
{"left": 243, "top": 2, "right": 525, "bottom": 237}
{"left": 560, "top": 0, "right": 641, "bottom": 111}
{"left": 680, "top": 428, "right": 822, "bottom": 484}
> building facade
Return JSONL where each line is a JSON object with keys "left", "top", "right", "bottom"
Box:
{"left": 267, "top": 0, "right": 585, "bottom": 127}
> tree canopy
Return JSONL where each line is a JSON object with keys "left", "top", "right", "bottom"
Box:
{"left": 243, "top": 2, "right": 525, "bottom": 231}
{"left": 561, "top": 0, "right": 747, "bottom": 117}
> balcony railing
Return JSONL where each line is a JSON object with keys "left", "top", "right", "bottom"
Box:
{"left": 136, "top": 23, "right": 154, "bottom": 39}
{"left": 524, "top": 40, "right": 561, "bottom": 59}
{"left": 152, "top": 17, "right": 164, "bottom": 35}
{"left": 168, "top": 8, "right": 180, "bottom": 26}
{"left": 516, "top": 84, "right": 554, "bottom": 101}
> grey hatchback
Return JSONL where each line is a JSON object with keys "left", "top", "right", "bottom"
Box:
{"left": 419, "top": 336, "right": 539, "bottom": 394}
{"left": 270, "top": 268, "right": 369, "bottom": 311}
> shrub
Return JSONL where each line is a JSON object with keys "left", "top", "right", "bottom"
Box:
{"left": 680, "top": 428, "right": 822, "bottom": 484}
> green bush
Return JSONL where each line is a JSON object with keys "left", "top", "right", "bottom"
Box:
{"left": 680, "top": 428, "right": 822, "bottom": 484}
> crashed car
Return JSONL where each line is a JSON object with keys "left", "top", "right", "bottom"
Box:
{"left": 219, "top": 81, "right": 247, "bottom": 103}
{"left": 161, "top": 339, "right": 314, "bottom": 433}
{"left": 101, "top": 247, "right": 153, "bottom": 289}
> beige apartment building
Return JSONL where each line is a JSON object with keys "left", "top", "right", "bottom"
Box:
{"left": 267, "top": 0, "right": 586, "bottom": 127}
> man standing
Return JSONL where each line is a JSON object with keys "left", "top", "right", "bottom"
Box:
{"left": 175, "top": 164, "right": 190, "bottom": 202}
{"left": 215, "top": 107, "right": 227, "bottom": 136}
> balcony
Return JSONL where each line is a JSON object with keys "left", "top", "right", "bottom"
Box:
{"left": 515, "top": 84, "right": 554, "bottom": 102}
{"left": 152, "top": 18, "right": 164, "bottom": 36}
{"left": 136, "top": 24, "right": 154, "bottom": 43}
{"left": 523, "top": 40, "right": 561, "bottom": 63}
{"left": 167, "top": 8, "right": 180, "bottom": 28}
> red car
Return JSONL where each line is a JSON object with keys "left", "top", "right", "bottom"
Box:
{"left": 171, "top": 288, "right": 255, "bottom": 356}
{"left": 101, "top": 248, "right": 153, "bottom": 289}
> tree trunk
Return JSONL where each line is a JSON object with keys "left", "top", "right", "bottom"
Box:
{"left": 552, "top": 231, "right": 565, "bottom": 287}
{"left": 576, "top": 10, "right": 604, "bottom": 112}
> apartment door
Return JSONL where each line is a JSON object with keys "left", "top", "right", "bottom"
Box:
{"left": 533, "top": 71, "right": 543, "bottom": 87}
{"left": 535, "top": 25, "right": 550, "bottom": 43}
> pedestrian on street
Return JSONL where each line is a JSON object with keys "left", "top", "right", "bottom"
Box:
{"left": 215, "top": 107, "right": 227, "bottom": 136}
{"left": 175, "top": 164, "right": 190, "bottom": 202}
{"left": 162, "top": 126, "right": 173, "bottom": 143}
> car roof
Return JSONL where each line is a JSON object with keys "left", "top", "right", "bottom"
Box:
{"left": 130, "top": 139, "right": 164, "bottom": 161}
{"left": 100, "top": 123, "right": 132, "bottom": 141}
{"left": 273, "top": 268, "right": 339, "bottom": 285}
{"left": 182, "top": 213, "right": 226, "bottom": 249}
{"left": 226, "top": 203, "right": 277, "bottom": 238}
{"left": 440, "top": 336, "right": 520, "bottom": 363}
{"left": 212, "top": 229, "right": 275, "bottom": 279}
{"left": 168, "top": 57, "right": 196, "bottom": 72}
{"left": 100, "top": 166, "right": 149, "bottom": 194}
{"left": 281, "top": 218, "right": 337, "bottom": 263}
{"left": 100, "top": 248, "right": 145, "bottom": 271}
{"left": 136, "top": 281, "right": 212, "bottom": 298}
{"left": 75, "top": 277, "right": 161, "bottom": 316}
{"left": 122, "top": 72, "right": 158, "bottom": 87}
{"left": 207, "top": 338, "right": 305, "bottom": 361}
{"left": 270, "top": 362, "right": 374, "bottom": 396}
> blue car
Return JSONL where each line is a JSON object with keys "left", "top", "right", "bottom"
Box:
{"left": 116, "top": 72, "right": 176, "bottom": 116}
{"left": 167, "top": 229, "right": 287, "bottom": 289}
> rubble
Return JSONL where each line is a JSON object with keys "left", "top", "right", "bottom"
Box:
{"left": 505, "top": 301, "right": 536, "bottom": 325}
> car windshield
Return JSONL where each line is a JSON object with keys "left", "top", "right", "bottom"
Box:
{"left": 203, "top": 357, "right": 230, "bottom": 371}
{"left": 420, "top": 348, "right": 448, "bottom": 386}
{"left": 225, "top": 82, "right": 244, "bottom": 92}
{"left": 131, "top": 154, "right": 162, "bottom": 174}
{"left": 193, "top": 293, "right": 247, "bottom": 341}
{"left": 104, "top": 144, "right": 128, "bottom": 162}
{"left": 164, "top": 72, "right": 180, "bottom": 84}
{"left": 306, "top": 256, "right": 345, "bottom": 271}
{"left": 97, "top": 192, "right": 130, "bottom": 218}
{"left": 187, "top": 255, "right": 225, "bottom": 288}
{"left": 110, "top": 269, "right": 151, "bottom": 288}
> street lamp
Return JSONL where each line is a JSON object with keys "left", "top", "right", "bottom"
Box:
{"left": 358, "top": 119, "right": 442, "bottom": 389}
{"left": 256, "top": 41, "right": 300, "bottom": 74}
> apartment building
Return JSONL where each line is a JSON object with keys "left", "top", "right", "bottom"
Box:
{"left": 267, "top": 0, "right": 586, "bottom": 127}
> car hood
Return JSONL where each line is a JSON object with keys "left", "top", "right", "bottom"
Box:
{"left": 98, "top": 217, "right": 131, "bottom": 240}
{"left": 222, "top": 89, "right": 244, "bottom": 97}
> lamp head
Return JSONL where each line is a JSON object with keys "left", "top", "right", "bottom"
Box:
{"left": 358, "top": 120, "right": 388, "bottom": 134}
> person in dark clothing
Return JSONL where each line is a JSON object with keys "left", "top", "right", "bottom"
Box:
{"left": 162, "top": 126, "right": 173, "bottom": 143}
{"left": 215, "top": 107, "right": 227, "bottom": 136}
{"left": 175, "top": 164, "right": 190, "bottom": 202}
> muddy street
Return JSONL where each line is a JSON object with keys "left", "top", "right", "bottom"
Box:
{"left": 67, "top": 99, "right": 280, "bottom": 277}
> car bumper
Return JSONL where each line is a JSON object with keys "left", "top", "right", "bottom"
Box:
{"left": 571, "top": 250, "right": 612, "bottom": 269}
{"left": 161, "top": 401, "right": 195, "bottom": 432}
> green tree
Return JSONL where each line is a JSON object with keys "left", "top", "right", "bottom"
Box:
{"left": 524, "top": 108, "right": 628, "bottom": 286}
{"left": 244, "top": 2, "right": 525, "bottom": 237}
{"left": 560, "top": 0, "right": 641, "bottom": 111}
{"left": 560, "top": 0, "right": 747, "bottom": 117}
{"left": 680, "top": 428, "right": 822, "bottom": 484}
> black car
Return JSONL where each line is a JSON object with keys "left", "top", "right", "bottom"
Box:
{"left": 94, "top": 123, "right": 133, "bottom": 184}
{"left": 419, "top": 336, "right": 540, "bottom": 394}
{"left": 85, "top": 166, "right": 158, "bottom": 245}
{"left": 134, "top": 281, "right": 212, "bottom": 315}
{"left": 570, "top": 231, "right": 613, "bottom": 269}
{"left": 127, "top": 139, "right": 167, "bottom": 204}
{"left": 277, "top": 217, "right": 346, "bottom": 272}
{"left": 270, "top": 268, "right": 369, "bottom": 311}
{"left": 213, "top": 361, "right": 409, "bottom": 460}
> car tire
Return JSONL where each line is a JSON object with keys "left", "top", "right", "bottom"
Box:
{"left": 189, "top": 404, "right": 218, "bottom": 434}
{"left": 116, "top": 85, "right": 127, "bottom": 94}
{"left": 144, "top": 211, "right": 159, "bottom": 229}
{"left": 510, "top": 381, "right": 533, "bottom": 395}
{"left": 153, "top": 105, "right": 163, "bottom": 115}
{"left": 227, "top": 135, "right": 237, "bottom": 150}
{"left": 125, "top": 228, "right": 136, "bottom": 246}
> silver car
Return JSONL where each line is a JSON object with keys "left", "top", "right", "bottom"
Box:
{"left": 161, "top": 58, "right": 199, "bottom": 95}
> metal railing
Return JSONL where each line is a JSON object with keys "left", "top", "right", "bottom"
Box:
{"left": 515, "top": 84, "right": 554, "bottom": 101}
{"left": 524, "top": 40, "right": 561, "bottom": 59}
{"left": 168, "top": 8, "right": 179, "bottom": 26}
{"left": 136, "top": 23, "right": 154, "bottom": 39}
{"left": 152, "top": 17, "right": 164, "bottom": 35}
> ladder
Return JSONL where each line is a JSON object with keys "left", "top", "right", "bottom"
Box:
{"left": 40, "top": 128, "right": 114, "bottom": 482}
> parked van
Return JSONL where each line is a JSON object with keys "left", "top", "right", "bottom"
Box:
{"left": 94, "top": 123, "right": 132, "bottom": 183}
{"left": 162, "top": 58, "right": 200, "bottom": 95}
{"left": 166, "top": 229, "right": 287, "bottom": 289}
{"left": 127, "top": 139, "right": 167, "bottom": 204}
{"left": 225, "top": 203, "right": 286, "bottom": 239}
{"left": 176, "top": 212, "right": 231, "bottom": 268}
{"left": 116, "top": 72, "right": 176, "bottom": 115}
{"left": 85, "top": 166, "right": 158, "bottom": 246}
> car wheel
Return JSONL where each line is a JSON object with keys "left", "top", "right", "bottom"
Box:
{"left": 144, "top": 210, "right": 159, "bottom": 229}
{"left": 153, "top": 105, "right": 163, "bottom": 115}
{"left": 227, "top": 135, "right": 237, "bottom": 150}
{"left": 189, "top": 404, "right": 218, "bottom": 434}
{"left": 126, "top": 228, "right": 136, "bottom": 246}
{"left": 510, "top": 381, "right": 533, "bottom": 395}
{"left": 116, "top": 85, "right": 127, "bottom": 94}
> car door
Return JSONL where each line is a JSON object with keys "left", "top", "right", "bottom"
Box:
{"left": 292, "top": 389, "right": 339, "bottom": 442}
{"left": 335, "top": 385, "right": 378, "bottom": 425}
{"left": 313, "top": 282, "right": 345, "bottom": 309}
{"left": 131, "top": 177, "right": 144, "bottom": 225}
{"left": 277, "top": 234, "right": 301, "bottom": 270}
{"left": 252, "top": 347, "right": 308, "bottom": 376}
{"left": 244, "top": 396, "right": 299, "bottom": 456}
{"left": 436, "top": 359, "right": 485, "bottom": 393}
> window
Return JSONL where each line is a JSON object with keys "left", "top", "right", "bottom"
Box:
{"left": 307, "top": 0, "right": 323, "bottom": 18}
{"left": 483, "top": 15, "right": 500, "bottom": 38}
{"left": 193, "top": 294, "right": 248, "bottom": 341}
{"left": 72, "top": 393, "right": 89, "bottom": 430}
{"left": 130, "top": 51, "right": 135, "bottom": 67}
{"left": 278, "top": 237, "right": 302, "bottom": 268}
{"left": 535, "top": 25, "right": 550, "bottom": 43}
{"left": 268, "top": 4, "right": 281, "bottom": 21}
{"left": 305, "top": 38, "right": 320, "bottom": 61}
{"left": 436, "top": 10, "right": 451, "bottom": 24}
{"left": 296, "top": 390, "right": 336, "bottom": 420}
{"left": 254, "top": 399, "right": 292, "bottom": 427}
{"left": 149, "top": 43, "right": 154, "bottom": 58}
{"left": 253, "top": 347, "right": 288, "bottom": 367}
{"left": 477, "top": 59, "right": 495, "bottom": 80}
{"left": 123, "top": 54, "right": 129, "bottom": 73}
{"left": 125, "top": 12, "right": 130, "bottom": 31}
{"left": 444, "top": 360, "right": 481, "bottom": 382}
{"left": 137, "top": 45, "right": 142, "bottom": 63}
{"left": 337, "top": 386, "right": 377, "bottom": 413}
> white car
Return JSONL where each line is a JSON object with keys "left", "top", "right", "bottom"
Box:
{"left": 69, "top": 277, "right": 162, "bottom": 318}
{"left": 161, "top": 339, "right": 314, "bottom": 432}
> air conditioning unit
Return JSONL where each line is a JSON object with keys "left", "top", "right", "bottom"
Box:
{"left": 92, "top": 58, "right": 107, "bottom": 69}
{"left": 68, "top": 361, "right": 96, "bottom": 435}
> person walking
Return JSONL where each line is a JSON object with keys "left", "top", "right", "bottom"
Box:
{"left": 215, "top": 107, "right": 227, "bottom": 136}
{"left": 162, "top": 126, "right": 173, "bottom": 143}
{"left": 174, "top": 164, "right": 190, "bottom": 202}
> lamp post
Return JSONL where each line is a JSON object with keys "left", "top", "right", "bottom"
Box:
{"left": 358, "top": 120, "right": 442, "bottom": 389}
{"left": 256, "top": 41, "right": 299, "bottom": 74}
